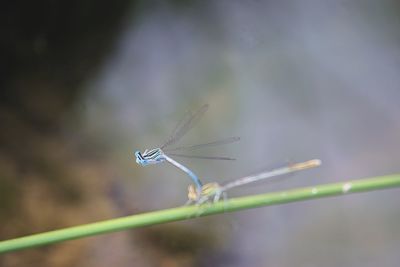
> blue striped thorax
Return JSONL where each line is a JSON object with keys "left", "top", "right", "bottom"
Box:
{"left": 135, "top": 148, "right": 166, "bottom": 166}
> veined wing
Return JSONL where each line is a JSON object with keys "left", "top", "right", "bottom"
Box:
{"left": 168, "top": 153, "right": 236, "bottom": 161}
{"left": 164, "top": 136, "right": 240, "bottom": 152}
{"left": 161, "top": 104, "right": 209, "bottom": 149}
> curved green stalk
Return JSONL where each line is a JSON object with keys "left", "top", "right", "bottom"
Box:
{"left": 1, "top": 174, "right": 400, "bottom": 254}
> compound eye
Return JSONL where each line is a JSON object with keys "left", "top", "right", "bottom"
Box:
{"left": 135, "top": 151, "right": 144, "bottom": 161}
{"left": 187, "top": 185, "right": 197, "bottom": 200}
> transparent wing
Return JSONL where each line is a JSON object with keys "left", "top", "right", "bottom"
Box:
{"left": 168, "top": 153, "right": 236, "bottom": 161}
{"left": 163, "top": 109, "right": 193, "bottom": 146}
{"left": 164, "top": 136, "right": 240, "bottom": 152}
{"left": 161, "top": 104, "right": 209, "bottom": 149}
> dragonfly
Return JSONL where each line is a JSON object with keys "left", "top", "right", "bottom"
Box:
{"left": 135, "top": 104, "right": 240, "bottom": 196}
{"left": 186, "top": 159, "right": 321, "bottom": 205}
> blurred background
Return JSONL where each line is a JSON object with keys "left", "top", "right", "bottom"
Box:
{"left": 1, "top": 0, "right": 400, "bottom": 266}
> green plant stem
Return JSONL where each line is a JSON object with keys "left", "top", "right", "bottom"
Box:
{"left": 1, "top": 174, "right": 400, "bottom": 254}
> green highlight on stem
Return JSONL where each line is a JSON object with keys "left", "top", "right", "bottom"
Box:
{"left": 1, "top": 173, "right": 400, "bottom": 254}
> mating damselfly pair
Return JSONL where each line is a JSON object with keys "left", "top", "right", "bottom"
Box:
{"left": 135, "top": 104, "right": 321, "bottom": 204}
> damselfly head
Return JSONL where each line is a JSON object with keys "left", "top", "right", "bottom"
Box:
{"left": 134, "top": 151, "right": 145, "bottom": 165}
{"left": 188, "top": 184, "right": 198, "bottom": 201}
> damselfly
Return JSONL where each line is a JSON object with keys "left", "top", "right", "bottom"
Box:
{"left": 135, "top": 104, "right": 239, "bottom": 195}
{"left": 186, "top": 159, "right": 321, "bottom": 205}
